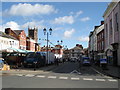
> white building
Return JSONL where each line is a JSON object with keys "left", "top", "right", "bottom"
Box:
{"left": 0, "top": 31, "right": 19, "bottom": 52}
{"left": 69, "top": 44, "right": 83, "bottom": 60}
{"left": 89, "top": 22, "right": 104, "bottom": 61}
{"left": 103, "top": 1, "right": 120, "bottom": 66}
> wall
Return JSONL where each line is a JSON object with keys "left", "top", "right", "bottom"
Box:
{"left": 0, "top": 36, "right": 19, "bottom": 50}
{"left": 104, "top": 2, "right": 120, "bottom": 66}
{"left": 19, "top": 31, "right": 26, "bottom": 50}
{"left": 26, "top": 38, "right": 35, "bottom": 51}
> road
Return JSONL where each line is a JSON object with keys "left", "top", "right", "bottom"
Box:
{"left": 2, "top": 61, "right": 119, "bottom": 88}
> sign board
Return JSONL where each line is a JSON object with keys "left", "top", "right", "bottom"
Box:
{"left": 100, "top": 59, "right": 107, "bottom": 64}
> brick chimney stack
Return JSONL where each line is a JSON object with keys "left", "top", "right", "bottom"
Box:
{"left": 5, "top": 28, "right": 11, "bottom": 35}
{"left": 101, "top": 21, "right": 104, "bottom": 25}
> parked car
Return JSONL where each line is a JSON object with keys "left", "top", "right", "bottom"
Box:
{"left": 70, "top": 57, "right": 77, "bottom": 62}
{"left": 82, "top": 57, "right": 91, "bottom": 66}
{"left": 5, "top": 52, "right": 26, "bottom": 68}
{"left": 23, "top": 52, "right": 46, "bottom": 68}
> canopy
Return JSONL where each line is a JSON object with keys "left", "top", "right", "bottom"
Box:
{"left": 0, "top": 48, "right": 33, "bottom": 53}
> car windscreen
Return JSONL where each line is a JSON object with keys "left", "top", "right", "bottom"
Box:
{"left": 27, "top": 53, "right": 36, "bottom": 58}
{"left": 84, "top": 59, "right": 89, "bottom": 61}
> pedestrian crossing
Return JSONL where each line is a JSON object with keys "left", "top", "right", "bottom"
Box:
{"left": 16, "top": 74, "right": 118, "bottom": 82}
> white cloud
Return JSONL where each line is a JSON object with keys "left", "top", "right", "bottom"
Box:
{"left": 69, "top": 12, "right": 74, "bottom": 15}
{"left": 80, "top": 17, "right": 90, "bottom": 22}
{"left": 64, "top": 29, "right": 75, "bottom": 38}
{"left": 75, "top": 11, "right": 83, "bottom": 18}
{"left": 78, "top": 36, "right": 89, "bottom": 42}
{"left": 0, "top": 20, "right": 45, "bottom": 32}
{"left": 0, "top": 21, "right": 20, "bottom": 32}
{"left": 5, "top": 3, "right": 57, "bottom": 16}
{"left": 54, "top": 27, "right": 64, "bottom": 31}
{"left": 53, "top": 16, "right": 74, "bottom": 24}
{"left": 21, "top": 20, "right": 45, "bottom": 29}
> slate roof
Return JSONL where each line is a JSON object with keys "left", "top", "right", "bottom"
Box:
{"left": 14, "top": 30, "right": 23, "bottom": 35}
{"left": 0, "top": 31, "right": 18, "bottom": 40}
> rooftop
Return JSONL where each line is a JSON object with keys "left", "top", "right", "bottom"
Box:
{"left": 0, "top": 31, "right": 18, "bottom": 40}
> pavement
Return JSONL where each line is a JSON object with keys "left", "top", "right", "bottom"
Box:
{"left": 1, "top": 63, "right": 63, "bottom": 75}
{"left": 92, "top": 65, "right": 120, "bottom": 79}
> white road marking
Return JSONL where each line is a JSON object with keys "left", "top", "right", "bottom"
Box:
{"left": 71, "top": 77, "right": 80, "bottom": 80}
{"left": 108, "top": 79, "right": 118, "bottom": 82}
{"left": 70, "top": 70, "right": 81, "bottom": 75}
{"left": 16, "top": 74, "right": 24, "bottom": 76}
{"left": 36, "top": 75, "right": 45, "bottom": 78}
{"left": 48, "top": 76, "right": 57, "bottom": 79}
{"left": 59, "top": 77, "right": 68, "bottom": 80}
{"left": 91, "top": 67, "right": 105, "bottom": 76}
{"left": 25, "top": 74, "right": 35, "bottom": 77}
{"left": 96, "top": 79, "right": 105, "bottom": 81}
{"left": 83, "top": 78, "right": 93, "bottom": 81}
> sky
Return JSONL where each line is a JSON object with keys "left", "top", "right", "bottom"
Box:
{"left": 1, "top": 2, "right": 109, "bottom": 49}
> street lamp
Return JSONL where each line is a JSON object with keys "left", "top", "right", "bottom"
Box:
{"left": 57, "top": 40, "right": 63, "bottom": 45}
{"left": 43, "top": 28, "right": 52, "bottom": 65}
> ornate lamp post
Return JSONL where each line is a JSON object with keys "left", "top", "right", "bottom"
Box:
{"left": 57, "top": 40, "right": 63, "bottom": 45}
{"left": 43, "top": 28, "right": 52, "bottom": 65}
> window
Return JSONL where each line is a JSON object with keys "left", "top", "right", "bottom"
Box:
{"left": 9, "top": 41, "right": 11, "bottom": 45}
{"left": 110, "top": 19, "right": 113, "bottom": 35}
{"left": 102, "top": 32, "right": 104, "bottom": 38}
{"left": 106, "top": 24, "right": 108, "bottom": 37}
{"left": 115, "top": 13, "right": 119, "bottom": 31}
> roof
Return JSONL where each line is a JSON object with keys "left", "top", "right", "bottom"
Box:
{"left": 14, "top": 30, "right": 23, "bottom": 35}
{"left": 70, "top": 46, "right": 83, "bottom": 50}
{"left": 0, "top": 31, "right": 18, "bottom": 40}
{"left": 103, "top": 1, "right": 119, "bottom": 18}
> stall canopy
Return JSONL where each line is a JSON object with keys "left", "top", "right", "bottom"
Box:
{"left": 0, "top": 48, "right": 33, "bottom": 53}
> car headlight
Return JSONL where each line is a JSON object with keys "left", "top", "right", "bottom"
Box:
{"left": 34, "top": 61, "right": 37, "bottom": 64}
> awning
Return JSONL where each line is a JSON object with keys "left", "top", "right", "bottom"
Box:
{"left": 0, "top": 48, "right": 33, "bottom": 53}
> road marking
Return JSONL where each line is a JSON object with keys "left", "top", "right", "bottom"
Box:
{"left": 108, "top": 79, "right": 118, "bottom": 82}
{"left": 96, "top": 79, "right": 105, "bottom": 81}
{"left": 48, "top": 76, "right": 57, "bottom": 79}
{"left": 16, "top": 74, "right": 24, "bottom": 76}
{"left": 36, "top": 75, "right": 45, "bottom": 78}
{"left": 91, "top": 67, "right": 105, "bottom": 76}
{"left": 25, "top": 74, "right": 35, "bottom": 77}
{"left": 59, "top": 77, "right": 68, "bottom": 80}
{"left": 70, "top": 70, "right": 81, "bottom": 75}
{"left": 71, "top": 77, "right": 80, "bottom": 80}
{"left": 83, "top": 78, "right": 93, "bottom": 81}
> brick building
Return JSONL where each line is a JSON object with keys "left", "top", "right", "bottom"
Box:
{"left": 26, "top": 37, "right": 35, "bottom": 51}
{"left": 96, "top": 21, "right": 105, "bottom": 60}
{"left": 5, "top": 28, "right": 26, "bottom": 50}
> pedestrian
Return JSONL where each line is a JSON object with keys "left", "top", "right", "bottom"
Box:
{"left": 55, "top": 58, "right": 59, "bottom": 66}
{"left": 63, "top": 58, "right": 65, "bottom": 63}
{"left": 54, "top": 57, "right": 57, "bottom": 66}
{"left": 78, "top": 58, "right": 82, "bottom": 69}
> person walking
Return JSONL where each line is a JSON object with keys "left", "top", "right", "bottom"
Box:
{"left": 56, "top": 58, "right": 59, "bottom": 66}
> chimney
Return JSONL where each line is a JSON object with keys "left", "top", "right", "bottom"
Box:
{"left": 101, "top": 21, "right": 104, "bottom": 25}
{"left": 95, "top": 26, "right": 99, "bottom": 29}
{"left": 5, "top": 28, "right": 11, "bottom": 35}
